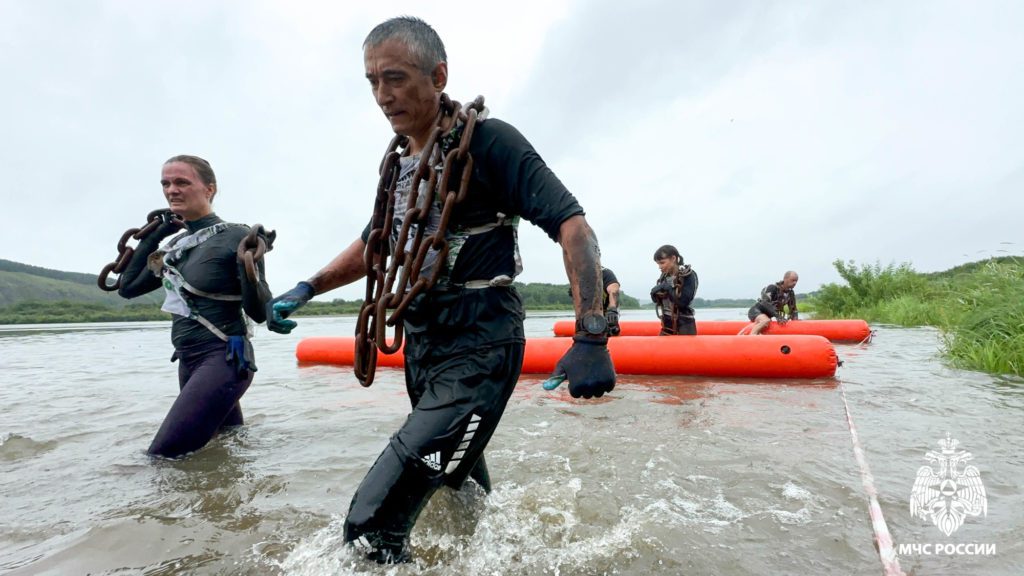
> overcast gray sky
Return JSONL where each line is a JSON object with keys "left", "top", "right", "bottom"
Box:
{"left": 2, "top": 0, "right": 1021, "bottom": 300}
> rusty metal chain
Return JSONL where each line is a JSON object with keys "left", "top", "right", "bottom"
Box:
{"left": 353, "top": 93, "right": 485, "bottom": 387}
{"left": 236, "top": 224, "right": 276, "bottom": 285}
{"left": 97, "top": 209, "right": 184, "bottom": 291}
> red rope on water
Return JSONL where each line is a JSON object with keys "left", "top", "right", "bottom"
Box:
{"left": 839, "top": 381, "right": 906, "bottom": 576}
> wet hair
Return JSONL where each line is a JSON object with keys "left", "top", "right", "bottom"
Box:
{"left": 165, "top": 155, "right": 216, "bottom": 186}
{"left": 364, "top": 16, "right": 447, "bottom": 76}
{"left": 653, "top": 245, "right": 682, "bottom": 262}
{"left": 164, "top": 155, "right": 217, "bottom": 199}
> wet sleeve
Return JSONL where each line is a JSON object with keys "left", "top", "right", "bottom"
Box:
{"left": 360, "top": 220, "right": 372, "bottom": 243}
{"left": 673, "top": 271, "right": 698, "bottom": 308}
{"left": 602, "top": 268, "right": 620, "bottom": 289}
{"left": 758, "top": 284, "right": 780, "bottom": 318}
{"left": 788, "top": 291, "right": 799, "bottom": 320}
{"left": 237, "top": 230, "right": 272, "bottom": 323}
{"left": 360, "top": 219, "right": 392, "bottom": 258}
{"left": 116, "top": 233, "right": 167, "bottom": 299}
{"left": 473, "top": 119, "right": 584, "bottom": 241}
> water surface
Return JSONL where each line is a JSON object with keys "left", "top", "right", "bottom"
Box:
{"left": 1, "top": 309, "right": 1021, "bottom": 575}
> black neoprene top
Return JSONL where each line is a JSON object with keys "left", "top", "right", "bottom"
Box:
{"left": 118, "top": 213, "right": 269, "bottom": 348}
{"left": 361, "top": 117, "right": 585, "bottom": 356}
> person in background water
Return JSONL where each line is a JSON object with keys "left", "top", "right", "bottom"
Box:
{"left": 601, "top": 268, "right": 622, "bottom": 335}
{"left": 746, "top": 271, "right": 799, "bottom": 335}
{"left": 567, "top": 267, "right": 621, "bottom": 335}
{"left": 650, "top": 245, "right": 699, "bottom": 335}
{"left": 116, "top": 155, "right": 271, "bottom": 458}
{"left": 264, "top": 17, "right": 615, "bottom": 563}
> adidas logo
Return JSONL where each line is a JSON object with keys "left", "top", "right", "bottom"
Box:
{"left": 422, "top": 451, "right": 441, "bottom": 471}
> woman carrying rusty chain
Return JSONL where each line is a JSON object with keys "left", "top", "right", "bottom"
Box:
{"left": 112, "top": 154, "right": 273, "bottom": 458}
{"left": 650, "top": 244, "right": 699, "bottom": 335}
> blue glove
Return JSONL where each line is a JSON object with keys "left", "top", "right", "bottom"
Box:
{"left": 225, "top": 335, "right": 257, "bottom": 375}
{"left": 605, "top": 307, "right": 620, "bottom": 336}
{"left": 544, "top": 335, "right": 616, "bottom": 398}
{"left": 267, "top": 281, "right": 315, "bottom": 334}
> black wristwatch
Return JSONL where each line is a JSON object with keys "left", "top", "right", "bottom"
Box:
{"left": 579, "top": 311, "right": 608, "bottom": 335}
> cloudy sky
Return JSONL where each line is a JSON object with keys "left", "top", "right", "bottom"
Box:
{"left": 2, "top": 0, "right": 1021, "bottom": 300}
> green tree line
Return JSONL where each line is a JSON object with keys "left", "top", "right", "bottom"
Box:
{"left": 0, "top": 282, "right": 642, "bottom": 324}
{"left": 693, "top": 297, "right": 757, "bottom": 308}
{"left": 0, "top": 301, "right": 172, "bottom": 324}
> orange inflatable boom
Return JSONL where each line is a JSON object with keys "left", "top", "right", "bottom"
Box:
{"left": 552, "top": 319, "right": 871, "bottom": 343}
{"left": 296, "top": 335, "right": 838, "bottom": 378}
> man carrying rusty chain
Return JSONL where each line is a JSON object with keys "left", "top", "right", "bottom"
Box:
{"left": 265, "top": 16, "right": 615, "bottom": 563}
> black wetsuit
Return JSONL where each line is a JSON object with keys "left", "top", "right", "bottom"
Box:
{"left": 347, "top": 118, "right": 584, "bottom": 561}
{"left": 651, "top": 265, "right": 699, "bottom": 335}
{"left": 117, "top": 213, "right": 269, "bottom": 457}
{"left": 747, "top": 281, "right": 799, "bottom": 322}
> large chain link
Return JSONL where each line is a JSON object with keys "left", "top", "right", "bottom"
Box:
{"left": 97, "top": 209, "right": 184, "bottom": 291}
{"left": 236, "top": 224, "right": 277, "bottom": 284}
{"left": 353, "top": 94, "right": 485, "bottom": 387}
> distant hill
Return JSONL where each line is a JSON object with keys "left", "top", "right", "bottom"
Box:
{"left": 922, "top": 255, "right": 1021, "bottom": 279}
{"left": 1, "top": 259, "right": 649, "bottom": 314}
{"left": 0, "top": 257, "right": 800, "bottom": 312}
{"left": 0, "top": 259, "right": 163, "bottom": 308}
{"left": 693, "top": 297, "right": 756, "bottom": 308}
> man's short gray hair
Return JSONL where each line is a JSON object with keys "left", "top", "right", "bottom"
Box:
{"left": 364, "top": 16, "right": 447, "bottom": 76}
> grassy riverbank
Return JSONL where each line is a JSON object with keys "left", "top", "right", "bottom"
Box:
{"left": 806, "top": 257, "right": 1024, "bottom": 376}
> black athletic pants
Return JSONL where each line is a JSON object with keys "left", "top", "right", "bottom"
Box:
{"left": 148, "top": 339, "right": 252, "bottom": 458}
{"left": 343, "top": 340, "right": 525, "bottom": 562}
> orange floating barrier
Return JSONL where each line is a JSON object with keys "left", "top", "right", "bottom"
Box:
{"left": 296, "top": 335, "right": 838, "bottom": 378}
{"left": 552, "top": 319, "right": 871, "bottom": 342}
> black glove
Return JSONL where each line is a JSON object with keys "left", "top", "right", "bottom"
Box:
{"left": 776, "top": 315, "right": 789, "bottom": 326}
{"left": 546, "top": 335, "right": 616, "bottom": 399}
{"left": 267, "top": 281, "right": 315, "bottom": 334}
{"left": 150, "top": 209, "right": 185, "bottom": 239}
{"left": 605, "top": 307, "right": 620, "bottom": 336}
{"left": 650, "top": 281, "right": 672, "bottom": 302}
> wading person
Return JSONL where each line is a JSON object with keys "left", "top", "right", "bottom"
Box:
{"left": 567, "top": 267, "right": 621, "bottom": 335}
{"left": 650, "top": 245, "right": 699, "bottom": 335}
{"left": 601, "top": 267, "right": 622, "bottom": 335}
{"left": 114, "top": 155, "right": 272, "bottom": 458}
{"left": 265, "top": 16, "right": 615, "bottom": 563}
{"left": 746, "top": 271, "right": 799, "bottom": 335}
